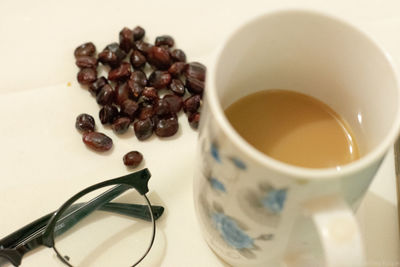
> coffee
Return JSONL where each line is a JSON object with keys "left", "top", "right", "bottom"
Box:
{"left": 224, "top": 90, "right": 360, "bottom": 168}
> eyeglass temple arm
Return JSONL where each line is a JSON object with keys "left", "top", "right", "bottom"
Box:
{"left": 0, "top": 202, "right": 163, "bottom": 251}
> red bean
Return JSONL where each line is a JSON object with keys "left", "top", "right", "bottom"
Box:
{"left": 183, "top": 94, "right": 201, "bottom": 113}
{"left": 155, "top": 116, "right": 179, "bottom": 137}
{"left": 99, "top": 105, "right": 119, "bottom": 124}
{"left": 130, "top": 70, "right": 147, "bottom": 86}
{"left": 108, "top": 62, "right": 131, "bottom": 81}
{"left": 119, "top": 27, "right": 134, "bottom": 53}
{"left": 135, "top": 40, "right": 152, "bottom": 55}
{"left": 120, "top": 99, "right": 139, "bottom": 119}
{"left": 76, "top": 56, "right": 98, "bottom": 69}
{"left": 130, "top": 50, "right": 147, "bottom": 69}
{"left": 188, "top": 112, "right": 200, "bottom": 129}
{"left": 77, "top": 68, "right": 97, "bottom": 85}
{"left": 75, "top": 113, "right": 95, "bottom": 132}
{"left": 155, "top": 99, "right": 173, "bottom": 117}
{"left": 98, "top": 43, "right": 126, "bottom": 68}
{"left": 96, "top": 84, "right": 115, "bottom": 105}
{"left": 128, "top": 81, "right": 144, "bottom": 99}
{"left": 74, "top": 42, "right": 96, "bottom": 58}
{"left": 170, "top": 49, "right": 186, "bottom": 62}
{"left": 148, "top": 70, "right": 171, "bottom": 89}
{"left": 89, "top": 76, "right": 108, "bottom": 96}
{"left": 115, "top": 82, "right": 132, "bottom": 106}
{"left": 186, "top": 76, "right": 205, "bottom": 95}
{"left": 155, "top": 35, "right": 174, "bottom": 47}
{"left": 133, "top": 26, "right": 145, "bottom": 41}
{"left": 169, "top": 79, "right": 185, "bottom": 96}
{"left": 141, "top": 87, "right": 159, "bottom": 103}
{"left": 147, "top": 46, "right": 171, "bottom": 70}
{"left": 134, "top": 118, "right": 153, "bottom": 140}
{"left": 163, "top": 94, "right": 183, "bottom": 113}
{"left": 138, "top": 104, "right": 154, "bottom": 120}
{"left": 168, "top": 62, "right": 186, "bottom": 77}
{"left": 123, "top": 151, "right": 143, "bottom": 167}
{"left": 184, "top": 62, "right": 206, "bottom": 81}
{"left": 82, "top": 132, "right": 113, "bottom": 152}
{"left": 111, "top": 117, "right": 131, "bottom": 134}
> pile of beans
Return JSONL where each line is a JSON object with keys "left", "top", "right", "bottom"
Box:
{"left": 74, "top": 26, "right": 205, "bottom": 167}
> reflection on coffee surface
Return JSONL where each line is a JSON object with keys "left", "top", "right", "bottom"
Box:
{"left": 225, "top": 90, "right": 360, "bottom": 168}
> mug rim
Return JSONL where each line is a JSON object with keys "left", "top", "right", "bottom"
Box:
{"left": 205, "top": 8, "right": 400, "bottom": 180}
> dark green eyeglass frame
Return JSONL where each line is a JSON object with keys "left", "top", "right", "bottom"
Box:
{"left": 0, "top": 168, "right": 164, "bottom": 267}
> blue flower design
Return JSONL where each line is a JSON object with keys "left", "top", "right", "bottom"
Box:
{"left": 211, "top": 143, "right": 221, "bottom": 163}
{"left": 261, "top": 189, "right": 287, "bottom": 213}
{"left": 212, "top": 213, "right": 254, "bottom": 249}
{"left": 230, "top": 157, "right": 246, "bottom": 170}
{"left": 209, "top": 177, "right": 226, "bottom": 192}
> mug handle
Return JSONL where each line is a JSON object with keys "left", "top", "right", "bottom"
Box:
{"left": 303, "top": 195, "right": 365, "bottom": 267}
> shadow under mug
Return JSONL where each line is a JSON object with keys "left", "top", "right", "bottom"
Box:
{"left": 193, "top": 9, "right": 400, "bottom": 267}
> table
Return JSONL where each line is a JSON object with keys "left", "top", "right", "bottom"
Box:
{"left": 0, "top": 0, "right": 399, "bottom": 266}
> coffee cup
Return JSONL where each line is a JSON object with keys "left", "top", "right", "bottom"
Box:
{"left": 193, "top": 9, "right": 400, "bottom": 266}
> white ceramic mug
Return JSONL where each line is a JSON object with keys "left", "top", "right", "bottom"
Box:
{"left": 193, "top": 9, "right": 400, "bottom": 267}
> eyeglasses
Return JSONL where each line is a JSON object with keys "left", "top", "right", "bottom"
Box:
{"left": 0, "top": 168, "right": 164, "bottom": 267}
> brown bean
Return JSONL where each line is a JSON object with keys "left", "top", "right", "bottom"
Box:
{"left": 130, "top": 50, "right": 146, "bottom": 69}
{"left": 184, "top": 62, "right": 206, "bottom": 81}
{"left": 138, "top": 104, "right": 154, "bottom": 120}
{"left": 147, "top": 46, "right": 171, "bottom": 70}
{"left": 75, "top": 113, "right": 95, "bottom": 132}
{"left": 123, "top": 151, "right": 143, "bottom": 167}
{"left": 77, "top": 68, "right": 97, "bottom": 85}
{"left": 188, "top": 112, "right": 200, "bottom": 129}
{"left": 76, "top": 56, "right": 98, "bottom": 69}
{"left": 74, "top": 42, "right": 96, "bottom": 58}
{"left": 96, "top": 84, "right": 115, "bottom": 105}
{"left": 168, "top": 62, "right": 186, "bottom": 77}
{"left": 133, "top": 26, "right": 145, "bottom": 41}
{"left": 89, "top": 76, "right": 108, "bottom": 96}
{"left": 155, "top": 116, "right": 179, "bottom": 137}
{"left": 130, "top": 70, "right": 147, "bottom": 86}
{"left": 120, "top": 99, "right": 139, "bottom": 119}
{"left": 170, "top": 49, "right": 186, "bottom": 62}
{"left": 119, "top": 27, "right": 134, "bottom": 53}
{"left": 128, "top": 81, "right": 144, "bottom": 99}
{"left": 155, "top": 35, "right": 174, "bottom": 47}
{"left": 99, "top": 105, "right": 119, "bottom": 124}
{"left": 111, "top": 117, "right": 131, "bottom": 134}
{"left": 163, "top": 94, "right": 183, "bottom": 113}
{"left": 169, "top": 79, "right": 185, "bottom": 96}
{"left": 135, "top": 40, "right": 152, "bottom": 55}
{"left": 115, "top": 82, "right": 132, "bottom": 106}
{"left": 82, "top": 132, "right": 113, "bottom": 152}
{"left": 141, "top": 87, "right": 159, "bottom": 103}
{"left": 108, "top": 62, "right": 131, "bottom": 81}
{"left": 183, "top": 94, "right": 201, "bottom": 113}
{"left": 148, "top": 70, "right": 171, "bottom": 89}
{"left": 134, "top": 118, "right": 153, "bottom": 140}
{"left": 186, "top": 76, "right": 205, "bottom": 95}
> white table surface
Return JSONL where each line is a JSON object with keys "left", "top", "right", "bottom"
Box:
{"left": 0, "top": 0, "right": 399, "bottom": 266}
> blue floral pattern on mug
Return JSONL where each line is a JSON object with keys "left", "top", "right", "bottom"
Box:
{"left": 229, "top": 156, "right": 247, "bottom": 170}
{"left": 209, "top": 177, "right": 226, "bottom": 192}
{"left": 212, "top": 213, "right": 254, "bottom": 249}
{"left": 211, "top": 143, "right": 221, "bottom": 163}
{"left": 262, "top": 189, "right": 287, "bottom": 213}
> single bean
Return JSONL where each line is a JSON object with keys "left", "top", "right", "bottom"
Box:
{"left": 123, "top": 151, "right": 143, "bottom": 167}
{"left": 74, "top": 42, "right": 96, "bottom": 58}
{"left": 77, "top": 68, "right": 97, "bottom": 85}
{"left": 134, "top": 118, "right": 153, "bottom": 140}
{"left": 82, "top": 132, "right": 113, "bottom": 152}
{"left": 75, "top": 113, "right": 95, "bottom": 132}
